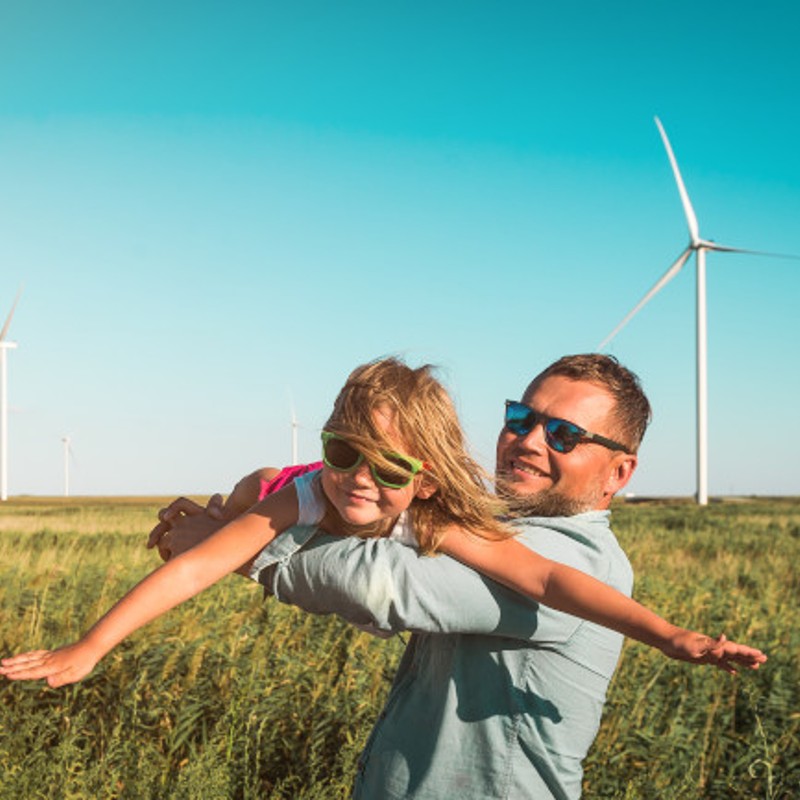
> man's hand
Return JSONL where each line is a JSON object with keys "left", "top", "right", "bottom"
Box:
{"left": 147, "top": 494, "right": 262, "bottom": 576}
{"left": 147, "top": 495, "right": 226, "bottom": 561}
{"left": 663, "top": 630, "right": 767, "bottom": 674}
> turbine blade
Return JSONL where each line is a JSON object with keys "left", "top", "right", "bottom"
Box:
{"left": 655, "top": 117, "right": 700, "bottom": 245}
{"left": 699, "top": 240, "right": 800, "bottom": 259}
{"left": 598, "top": 247, "right": 692, "bottom": 350}
{"left": 0, "top": 286, "right": 23, "bottom": 342}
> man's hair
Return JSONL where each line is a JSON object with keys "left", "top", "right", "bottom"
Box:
{"left": 528, "top": 354, "right": 652, "bottom": 453}
{"left": 325, "top": 357, "right": 508, "bottom": 551}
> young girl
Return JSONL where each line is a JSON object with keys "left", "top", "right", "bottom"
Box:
{"left": 1, "top": 358, "right": 765, "bottom": 687}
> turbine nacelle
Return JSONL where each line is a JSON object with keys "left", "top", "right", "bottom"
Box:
{"left": 694, "top": 239, "right": 737, "bottom": 252}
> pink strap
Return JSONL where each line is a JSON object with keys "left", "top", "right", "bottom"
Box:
{"left": 258, "top": 462, "right": 323, "bottom": 500}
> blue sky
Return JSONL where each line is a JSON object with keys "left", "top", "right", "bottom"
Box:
{"left": 1, "top": 1, "right": 798, "bottom": 497}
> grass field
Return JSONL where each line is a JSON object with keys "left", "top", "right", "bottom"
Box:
{"left": 1, "top": 497, "right": 798, "bottom": 799}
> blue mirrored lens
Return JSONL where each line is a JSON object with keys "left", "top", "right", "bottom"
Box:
{"left": 505, "top": 402, "right": 587, "bottom": 454}
{"left": 505, "top": 402, "right": 535, "bottom": 435}
{"left": 544, "top": 419, "right": 583, "bottom": 453}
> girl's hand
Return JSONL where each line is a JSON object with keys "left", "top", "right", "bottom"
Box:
{"left": 663, "top": 630, "right": 767, "bottom": 674}
{"left": 0, "top": 642, "right": 99, "bottom": 688}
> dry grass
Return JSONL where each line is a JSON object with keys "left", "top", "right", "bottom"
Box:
{"left": 1, "top": 496, "right": 798, "bottom": 798}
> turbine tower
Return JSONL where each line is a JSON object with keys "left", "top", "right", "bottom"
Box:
{"left": 599, "top": 118, "right": 797, "bottom": 505}
{"left": 62, "top": 436, "right": 74, "bottom": 497}
{"left": 0, "top": 289, "right": 22, "bottom": 502}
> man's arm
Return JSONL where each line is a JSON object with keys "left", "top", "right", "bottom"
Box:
{"left": 150, "top": 488, "right": 618, "bottom": 643}
{"left": 263, "top": 530, "right": 570, "bottom": 641}
{"left": 153, "top": 512, "right": 567, "bottom": 641}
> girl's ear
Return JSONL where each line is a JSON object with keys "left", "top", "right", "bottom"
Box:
{"left": 414, "top": 476, "right": 438, "bottom": 500}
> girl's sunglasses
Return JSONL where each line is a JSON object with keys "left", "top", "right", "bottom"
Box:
{"left": 321, "top": 431, "right": 428, "bottom": 489}
{"left": 504, "top": 400, "right": 629, "bottom": 454}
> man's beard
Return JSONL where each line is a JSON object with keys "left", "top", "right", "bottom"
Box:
{"left": 495, "top": 475, "right": 604, "bottom": 518}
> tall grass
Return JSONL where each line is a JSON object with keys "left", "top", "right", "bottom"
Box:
{"left": 1, "top": 497, "right": 798, "bottom": 798}
{"left": 584, "top": 500, "right": 799, "bottom": 799}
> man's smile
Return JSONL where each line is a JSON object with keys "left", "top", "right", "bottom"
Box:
{"left": 507, "top": 460, "right": 550, "bottom": 479}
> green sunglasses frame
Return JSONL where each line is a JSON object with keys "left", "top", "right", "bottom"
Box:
{"left": 320, "top": 431, "right": 428, "bottom": 489}
{"left": 504, "top": 400, "right": 629, "bottom": 454}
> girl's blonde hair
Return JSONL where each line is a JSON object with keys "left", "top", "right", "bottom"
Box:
{"left": 324, "top": 357, "right": 509, "bottom": 552}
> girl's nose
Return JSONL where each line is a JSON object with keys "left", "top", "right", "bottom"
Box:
{"left": 351, "top": 459, "right": 376, "bottom": 486}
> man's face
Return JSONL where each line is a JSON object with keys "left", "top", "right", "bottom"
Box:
{"left": 495, "top": 375, "right": 636, "bottom": 516}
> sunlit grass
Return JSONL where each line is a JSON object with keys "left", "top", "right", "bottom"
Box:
{"left": 1, "top": 497, "right": 798, "bottom": 798}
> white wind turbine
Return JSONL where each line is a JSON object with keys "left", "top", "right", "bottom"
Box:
{"left": 287, "top": 389, "right": 300, "bottom": 465}
{"left": 290, "top": 404, "right": 299, "bottom": 465}
{"left": 599, "top": 117, "right": 798, "bottom": 505}
{"left": 0, "top": 289, "right": 22, "bottom": 502}
{"left": 62, "top": 435, "right": 75, "bottom": 497}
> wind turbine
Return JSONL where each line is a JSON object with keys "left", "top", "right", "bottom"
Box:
{"left": 599, "top": 117, "right": 798, "bottom": 505}
{"left": 62, "top": 436, "right": 75, "bottom": 497}
{"left": 0, "top": 289, "right": 22, "bottom": 502}
{"left": 290, "top": 404, "right": 299, "bottom": 465}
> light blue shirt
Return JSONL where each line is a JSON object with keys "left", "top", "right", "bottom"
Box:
{"left": 250, "top": 511, "right": 633, "bottom": 799}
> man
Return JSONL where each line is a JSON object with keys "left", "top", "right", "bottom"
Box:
{"left": 155, "top": 354, "right": 646, "bottom": 799}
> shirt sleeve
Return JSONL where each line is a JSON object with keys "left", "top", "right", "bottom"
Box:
{"left": 263, "top": 519, "right": 625, "bottom": 643}
{"left": 269, "top": 532, "right": 537, "bottom": 638}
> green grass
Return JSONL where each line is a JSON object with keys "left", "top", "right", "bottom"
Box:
{"left": 1, "top": 497, "right": 798, "bottom": 799}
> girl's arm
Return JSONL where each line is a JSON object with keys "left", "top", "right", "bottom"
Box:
{"left": 439, "top": 531, "right": 766, "bottom": 672}
{"left": 0, "top": 485, "right": 300, "bottom": 688}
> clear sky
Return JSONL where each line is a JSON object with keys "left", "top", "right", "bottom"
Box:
{"left": 1, "top": 1, "right": 798, "bottom": 498}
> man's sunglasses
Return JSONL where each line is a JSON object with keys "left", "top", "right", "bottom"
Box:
{"left": 504, "top": 400, "right": 629, "bottom": 454}
{"left": 321, "top": 431, "right": 428, "bottom": 489}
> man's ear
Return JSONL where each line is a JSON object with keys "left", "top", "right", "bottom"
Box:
{"left": 415, "top": 476, "right": 438, "bottom": 500}
{"left": 604, "top": 453, "right": 638, "bottom": 497}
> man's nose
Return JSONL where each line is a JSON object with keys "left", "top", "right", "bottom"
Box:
{"left": 515, "top": 421, "right": 548, "bottom": 451}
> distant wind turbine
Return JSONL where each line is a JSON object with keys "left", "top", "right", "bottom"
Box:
{"left": 290, "top": 404, "right": 299, "bottom": 465}
{"left": 599, "top": 118, "right": 799, "bottom": 505}
{"left": 0, "top": 288, "right": 22, "bottom": 502}
{"left": 62, "top": 436, "right": 75, "bottom": 497}
{"left": 286, "top": 389, "right": 301, "bottom": 465}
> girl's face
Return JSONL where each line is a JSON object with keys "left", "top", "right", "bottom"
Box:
{"left": 320, "top": 405, "right": 435, "bottom": 530}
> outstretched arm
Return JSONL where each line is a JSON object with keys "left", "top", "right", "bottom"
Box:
{"left": 439, "top": 531, "right": 766, "bottom": 673}
{"left": 1, "top": 485, "right": 300, "bottom": 688}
